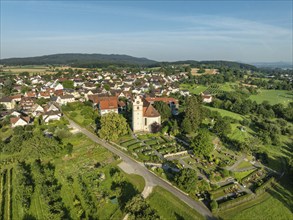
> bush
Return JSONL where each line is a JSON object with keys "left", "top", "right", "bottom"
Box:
{"left": 70, "top": 112, "right": 78, "bottom": 118}
{"left": 254, "top": 177, "right": 275, "bottom": 195}
{"left": 210, "top": 200, "right": 218, "bottom": 211}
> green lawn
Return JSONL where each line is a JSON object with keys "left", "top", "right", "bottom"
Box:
{"left": 235, "top": 160, "right": 253, "bottom": 170}
{"left": 204, "top": 106, "right": 244, "bottom": 121}
{"left": 123, "top": 173, "right": 145, "bottom": 193}
{"left": 249, "top": 89, "right": 293, "bottom": 106}
{"left": 147, "top": 186, "right": 204, "bottom": 220}
{"left": 233, "top": 169, "right": 257, "bottom": 181}
{"left": 228, "top": 123, "right": 254, "bottom": 142}
{"left": 180, "top": 84, "right": 207, "bottom": 94}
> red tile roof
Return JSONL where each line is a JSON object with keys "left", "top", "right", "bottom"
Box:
{"left": 99, "top": 97, "right": 118, "bottom": 110}
{"left": 143, "top": 103, "right": 160, "bottom": 117}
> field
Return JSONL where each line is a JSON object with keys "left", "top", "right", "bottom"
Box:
{"left": 147, "top": 186, "right": 204, "bottom": 220}
{"left": 0, "top": 65, "right": 87, "bottom": 75}
{"left": 203, "top": 106, "right": 244, "bottom": 121}
{"left": 218, "top": 190, "right": 293, "bottom": 220}
{"left": 191, "top": 68, "right": 218, "bottom": 76}
{"left": 180, "top": 84, "right": 207, "bottom": 94}
{"left": 180, "top": 83, "right": 237, "bottom": 95}
{"left": 249, "top": 89, "right": 293, "bottom": 106}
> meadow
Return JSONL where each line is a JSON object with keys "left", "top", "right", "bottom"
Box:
{"left": 249, "top": 89, "right": 293, "bottom": 106}
{"left": 147, "top": 186, "right": 204, "bottom": 220}
{"left": 217, "top": 188, "right": 293, "bottom": 220}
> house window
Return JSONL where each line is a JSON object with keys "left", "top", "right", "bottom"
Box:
{"left": 137, "top": 107, "right": 139, "bottom": 110}
{"left": 145, "top": 118, "right": 147, "bottom": 126}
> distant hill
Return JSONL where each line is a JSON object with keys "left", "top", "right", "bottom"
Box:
{"left": 0, "top": 53, "right": 257, "bottom": 70}
{"left": 251, "top": 62, "right": 293, "bottom": 69}
{"left": 0, "top": 53, "right": 158, "bottom": 67}
{"left": 163, "top": 60, "right": 257, "bottom": 70}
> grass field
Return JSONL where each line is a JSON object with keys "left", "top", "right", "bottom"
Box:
{"left": 221, "top": 193, "right": 293, "bottom": 220}
{"left": 234, "top": 160, "right": 253, "bottom": 170}
{"left": 249, "top": 89, "right": 293, "bottom": 106}
{"left": 204, "top": 106, "right": 244, "bottom": 121}
{"left": 233, "top": 169, "right": 256, "bottom": 181}
{"left": 147, "top": 186, "right": 204, "bottom": 220}
{"left": 180, "top": 84, "right": 207, "bottom": 94}
{"left": 1, "top": 65, "right": 87, "bottom": 75}
{"left": 123, "top": 173, "right": 145, "bottom": 193}
{"left": 228, "top": 123, "right": 254, "bottom": 142}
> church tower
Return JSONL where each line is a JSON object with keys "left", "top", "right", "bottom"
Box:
{"left": 132, "top": 96, "right": 143, "bottom": 132}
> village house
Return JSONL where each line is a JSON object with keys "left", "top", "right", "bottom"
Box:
{"left": 0, "top": 96, "right": 16, "bottom": 110}
{"left": 42, "top": 110, "right": 62, "bottom": 123}
{"left": 30, "top": 104, "right": 45, "bottom": 117}
{"left": 98, "top": 97, "right": 118, "bottom": 116}
{"left": 20, "top": 97, "right": 36, "bottom": 110}
{"left": 54, "top": 95, "right": 75, "bottom": 105}
{"left": 10, "top": 116, "right": 31, "bottom": 127}
{"left": 132, "top": 96, "right": 161, "bottom": 133}
{"left": 38, "top": 91, "right": 51, "bottom": 99}
{"left": 24, "top": 91, "right": 37, "bottom": 98}
{"left": 201, "top": 92, "right": 213, "bottom": 103}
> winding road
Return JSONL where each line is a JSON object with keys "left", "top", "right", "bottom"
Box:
{"left": 67, "top": 117, "right": 215, "bottom": 220}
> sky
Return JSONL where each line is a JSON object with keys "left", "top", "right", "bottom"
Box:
{"left": 1, "top": 0, "right": 292, "bottom": 62}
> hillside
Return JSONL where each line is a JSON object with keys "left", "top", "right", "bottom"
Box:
{"left": 0, "top": 53, "right": 257, "bottom": 70}
{"left": 0, "top": 53, "right": 158, "bottom": 67}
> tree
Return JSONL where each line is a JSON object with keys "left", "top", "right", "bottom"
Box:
{"left": 98, "top": 112, "right": 129, "bottom": 141}
{"left": 174, "top": 168, "right": 197, "bottom": 193}
{"left": 125, "top": 195, "right": 160, "bottom": 220}
{"left": 213, "top": 118, "right": 232, "bottom": 137}
{"left": 22, "top": 132, "right": 61, "bottom": 158}
{"left": 62, "top": 80, "right": 74, "bottom": 89}
{"left": 191, "top": 129, "right": 214, "bottom": 156}
{"left": 153, "top": 101, "right": 171, "bottom": 121}
{"left": 170, "top": 120, "right": 179, "bottom": 136}
{"left": 183, "top": 96, "right": 202, "bottom": 133}
{"left": 150, "top": 122, "right": 161, "bottom": 133}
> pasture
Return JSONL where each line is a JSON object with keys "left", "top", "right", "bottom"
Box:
{"left": 249, "top": 89, "right": 293, "bottom": 106}
{"left": 203, "top": 106, "right": 244, "bottom": 121}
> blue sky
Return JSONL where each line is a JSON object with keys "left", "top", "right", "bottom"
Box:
{"left": 1, "top": 1, "right": 292, "bottom": 62}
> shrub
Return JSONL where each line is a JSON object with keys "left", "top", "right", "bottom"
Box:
{"left": 210, "top": 200, "right": 218, "bottom": 211}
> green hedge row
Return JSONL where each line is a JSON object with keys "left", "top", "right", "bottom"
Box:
{"left": 218, "top": 193, "right": 254, "bottom": 210}
{"left": 254, "top": 177, "right": 275, "bottom": 195}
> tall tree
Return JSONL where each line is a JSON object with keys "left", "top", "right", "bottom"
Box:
{"left": 98, "top": 112, "right": 129, "bottom": 141}
{"left": 125, "top": 195, "right": 160, "bottom": 220}
{"left": 153, "top": 101, "right": 171, "bottom": 121}
{"left": 174, "top": 168, "right": 197, "bottom": 193}
{"left": 213, "top": 118, "right": 232, "bottom": 137}
{"left": 62, "top": 80, "right": 74, "bottom": 89}
{"left": 191, "top": 129, "right": 214, "bottom": 156}
{"left": 183, "top": 96, "right": 202, "bottom": 133}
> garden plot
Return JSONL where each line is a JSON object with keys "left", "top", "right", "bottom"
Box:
{"left": 133, "top": 135, "right": 189, "bottom": 160}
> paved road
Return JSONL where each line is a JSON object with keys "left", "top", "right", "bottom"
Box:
{"left": 67, "top": 118, "right": 215, "bottom": 220}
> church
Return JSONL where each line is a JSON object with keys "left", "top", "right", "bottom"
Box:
{"left": 132, "top": 96, "right": 161, "bottom": 133}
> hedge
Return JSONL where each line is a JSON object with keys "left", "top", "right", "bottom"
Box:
{"left": 210, "top": 182, "right": 235, "bottom": 195}
{"left": 218, "top": 193, "right": 255, "bottom": 210}
{"left": 254, "top": 176, "right": 275, "bottom": 195}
